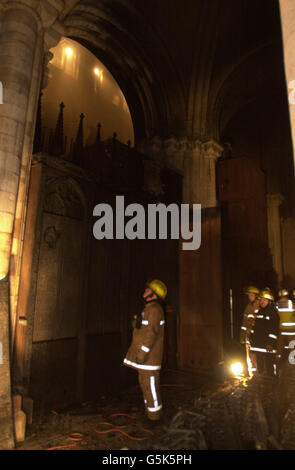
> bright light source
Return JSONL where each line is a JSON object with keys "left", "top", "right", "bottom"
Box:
{"left": 94, "top": 68, "right": 103, "bottom": 83}
{"left": 231, "top": 362, "right": 243, "bottom": 377}
{"left": 65, "top": 47, "right": 73, "bottom": 57}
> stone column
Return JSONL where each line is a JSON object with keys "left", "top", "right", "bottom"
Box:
{"left": 279, "top": 0, "right": 295, "bottom": 170}
{"left": 201, "top": 140, "right": 223, "bottom": 208}
{"left": 183, "top": 139, "right": 223, "bottom": 206}
{"left": 0, "top": 4, "right": 41, "bottom": 450}
{"left": 9, "top": 7, "right": 65, "bottom": 348}
{"left": 0, "top": 5, "right": 40, "bottom": 281}
{"left": 183, "top": 140, "right": 202, "bottom": 204}
{"left": 267, "top": 193, "right": 284, "bottom": 284}
{"left": 0, "top": 0, "right": 65, "bottom": 449}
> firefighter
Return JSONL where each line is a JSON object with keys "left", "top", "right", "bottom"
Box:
{"left": 276, "top": 289, "right": 295, "bottom": 363}
{"left": 123, "top": 279, "right": 167, "bottom": 422}
{"left": 249, "top": 288, "right": 280, "bottom": 376}
{"left": 240, "top": 286, "right": 260, "bottom": 376}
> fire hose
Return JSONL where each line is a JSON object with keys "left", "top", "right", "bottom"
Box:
{"left": 45, "top": 413, "right": 153, "bottom": 450}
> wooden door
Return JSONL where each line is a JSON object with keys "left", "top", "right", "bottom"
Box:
{"left": 178, "top": 208, "right": 223, "bottom": 371}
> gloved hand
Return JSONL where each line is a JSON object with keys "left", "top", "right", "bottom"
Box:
{"left": 266, "top": 344, "right": 273, "bottom": 352}
{"left": 136, "top": 355, "right": 145, "bottom": 364}
{"left": 136, "top": 349, "right": 146, "bottom": 364}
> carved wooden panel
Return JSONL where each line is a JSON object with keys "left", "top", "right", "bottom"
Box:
{"left": 44, "top": 176, "right": 84, "bottom": 220}
{"left": 33, "top": 212, "right": 84, "bottom": 341}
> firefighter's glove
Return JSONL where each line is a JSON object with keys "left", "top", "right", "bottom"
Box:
{"left": 136, "top": 349, "right": 146, "bottom": 364}
{"left": 136, "top": 356, "right": 145, "bottom": 364}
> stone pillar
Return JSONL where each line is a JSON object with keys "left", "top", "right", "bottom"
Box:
{"left": 9, "top": 34, "right": 45, "bottom": 354}
{"left": 267, "top": 194, "right": 284, "bottom": 284}
{"left": 0, "top": 6, "right": 40, "bottom": 280}
{"left": 0, "top": 280, "right": 14, "bottom": 449}
{"left": 0, "top": 0, "right": 65, "bottom": 449}
{"left": 143, "top": 137, "right": 223, "bottom": 206}
{"left": 10, "top": 27, "right": 64, "bottom": 349}
{"left": 183, "top": 140, "right": 202, "bottom": 204}
{"left": 279, "top": 0, "right": 295, "bottom": 170}
{"left": 201, "top": 140, "right": 223, "bottom": 208}
{"left": 0, "top": 4, "right": 41, "bottom": 449}
{"left": 183, "top": 139, "right": 223, "bottom": 206}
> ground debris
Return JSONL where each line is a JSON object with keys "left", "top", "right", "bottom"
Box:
{"left": 145, "top": 364, "right": 295, "bottom": 450}
{"left": 16, "top": 367, "right": 295, "bottom": 450}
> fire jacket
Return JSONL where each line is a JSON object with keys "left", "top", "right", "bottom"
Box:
{"left": 123, "top": 300, "right": 165, "bottom": 371}
{"left": 276, "top": 296, "right": 295, "bottom": 355}
{"left": 249, "top": 303, "right": 280, "bottom": 354}
{"left": 240, "top": 298, "right": 260, "bottom": 343}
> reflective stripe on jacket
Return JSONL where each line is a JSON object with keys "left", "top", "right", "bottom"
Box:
{"left": 124, "top": 300, "right": 165, "bottom": 370}
{"left": 240, "top": 298, "right": 260, "bottom": 342}
{"left": 249, "top": 303, "right": 279, "bottom": 353}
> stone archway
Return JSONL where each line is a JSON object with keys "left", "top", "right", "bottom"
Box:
{"left": 62, "top": 1, "right": 186, "bottom": 142}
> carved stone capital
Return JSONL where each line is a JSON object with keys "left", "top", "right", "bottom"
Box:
{"left": 188, "top": 139, "right": 202, "bottom": 155}
{"left": 178, "top": 137, "right": 189, "bottom": 156}
{"left": 202, "top": 140, "right": 224, "bottom": 160}
{"left": 163, "top": 137, "right": 180, "bottom": 157}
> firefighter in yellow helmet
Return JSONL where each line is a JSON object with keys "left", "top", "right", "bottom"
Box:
{"left": 240, "top": 286, "right": 260, "bottom": 376}
{"left": 249, "top": 288, "right": 280, "bottom": 376}
{"left": 240, "top": 286, "right": 260, "bottom": 343}
{"left": 123, "top": 279, "right": 167, "bottom": 423}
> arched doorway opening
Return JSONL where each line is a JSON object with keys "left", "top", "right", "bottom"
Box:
{"left": 14, "top": 35, "right": 181, "bottom": 411}
{"left": 41, "top": 37, "right": 134, "bottom": 152}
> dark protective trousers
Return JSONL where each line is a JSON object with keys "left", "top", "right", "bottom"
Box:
{"left": 254, "top": 352, "right": 277, "bottom": 377}
{"left": 138, "top": 370, "right": 162, "bottom": 420}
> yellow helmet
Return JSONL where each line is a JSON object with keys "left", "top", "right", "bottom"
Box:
{"left": 278, "top": 288, "right": 289, "bottom": 298}
{"left": 244, "top": 285, "right": 260, "bottom": 295}
{"left": 147, "top": 279, "right": 167, "bottom": 300}
{"left": 260, "top": 288, "right": 274, "bottom": 301}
